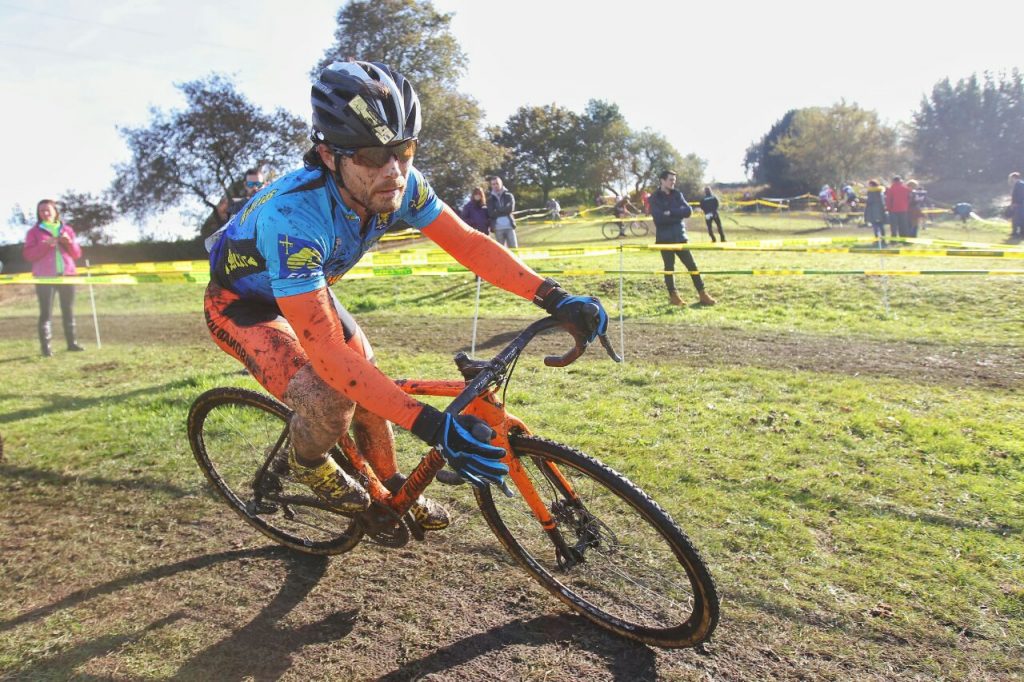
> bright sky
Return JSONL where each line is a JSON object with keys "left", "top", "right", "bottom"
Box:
{"left": 0, "top": 0, "right": 1018, "bottom": 244}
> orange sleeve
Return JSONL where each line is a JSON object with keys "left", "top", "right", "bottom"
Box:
{"left": 276, "top": 287, "right": 425, "bottom": 432}
{"left": 420, "top": 205, "right": 544, "bottom": 300}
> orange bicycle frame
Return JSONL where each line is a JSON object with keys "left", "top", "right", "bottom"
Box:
{"left": 335, "top": 375, "right": 574, "bottom": 530}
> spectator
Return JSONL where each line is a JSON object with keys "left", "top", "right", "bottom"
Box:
{"left": 699, "top": 186, "right": 727, "bottom": 242}
{"left": 545, "top": 197, "right": 561, "bottom": 220}
{"left": 952, "top": 202, "right": 974, "bottom": 224}
{"left": 460, "top": 186, "right": 490, "bottom": 234}
{"left": 487, "top": 176, "right": 517, "bottom": 248}
{"left": 885, "top": 176, "right": 911, "bottom": 239}
{"left": 640, "top": 189, "right": 651, "bottom": 215}
{"left": 649, "top": 170, "right": 716, "bottom": 307}
{"left": 906, "top": 180, "right": 928, "bottom": 238}
{"left": 227, "top": 168, "right": 267, "bottom": 219}
{"left": 864, "top": 179, "right": 888, "bottom": 244}
{"left": 1009, "top": 172, "right": 1024, "bottom": 239}
{"left": 22, "top": 199, "right": 85, "bottom": 356}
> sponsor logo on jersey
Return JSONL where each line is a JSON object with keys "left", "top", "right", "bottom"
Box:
{"left": 277, "top": 234, "right": 323, "bottom": 279}
{"left": 240, "top": 189, "right": 277, "bottom": 224}
{"left": 225, "top": 249, "right": 258, "bottom": 274}
{"left": 410, "top": 179, "right": 430, "bottom": 211}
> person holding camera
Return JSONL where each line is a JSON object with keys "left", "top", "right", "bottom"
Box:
{"left": 22, "top": 199, "right": 85, "bottom": 356}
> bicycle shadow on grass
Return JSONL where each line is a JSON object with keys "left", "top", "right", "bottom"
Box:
{"left": 0, "top": 545, "right": 347, "bottom": 681}
{"left": 377, "top": 614, "right": 659, "bottom": 682}
{"left": 171, "top": 553, "right": 359, "bottom": 681}
{"left": 0, "top": 546, "right": 282, "bottom": 634}
{"left": 0, "top": 462, "right": 193, "bottom": 498}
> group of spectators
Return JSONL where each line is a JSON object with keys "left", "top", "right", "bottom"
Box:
{"left": 458, "top": 175, "right": 519, "bottom": 248}
{"left": 459, "top": 175, "right": 725, "bottom": 307}
{"left": 20, "top": 166, "right": 1020, "bottom": 364}
{"left": 862, "top": 176, "right": 929, "bottom": 244}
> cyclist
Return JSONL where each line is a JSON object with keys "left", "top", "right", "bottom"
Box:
{"left": 203, "top": 61, "right": 608, "bottom": 531}
{"left": 613, "top": 194, "right": 638, "bottom": 236}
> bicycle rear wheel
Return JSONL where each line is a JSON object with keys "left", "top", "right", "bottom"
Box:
{"left": 187, "top": 387, "right": 363, "bottom": 555}
{"left": 476, "top": 434, "right": 719, "bottom": 648}
{"left": 601, "top": 222, "right": 623, "bottom": 239}
{"left": 629, "top": 220, "right": 650, "bottom": 237}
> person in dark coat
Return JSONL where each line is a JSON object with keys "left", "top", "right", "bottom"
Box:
{"left": 699, "top": 186, "right": 726, "bottom": 242}
{"left": 460, "top": 186, "right": 490, "bottom": 234}
{"left": 649, "top": 170, "right": 716, "bottom": 306}
{"left": 864, "top": 179, "right": 888, "bottom": 244}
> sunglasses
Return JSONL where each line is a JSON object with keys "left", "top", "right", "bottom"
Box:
{"left": 245, "top": 180, "right": 262, "bottom": 188}
{"left": 339, "top": 138, "right": 418, "bottom": 169}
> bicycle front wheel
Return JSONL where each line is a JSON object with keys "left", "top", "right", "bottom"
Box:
{"left": 187, "top": 387, "right": 363, "bottom": 555}
{"left": 629, "top": 220, "right": 650, "bottom": 237}
{"left": 601, "top": 222, "right": 623, "bottom": 239}
{"left": 476, "top": 434, "right": 719, "bottom": 648}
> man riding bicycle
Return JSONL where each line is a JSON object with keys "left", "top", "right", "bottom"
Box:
{"left": 203, "top": 61, "right": 608, "bottom": 531}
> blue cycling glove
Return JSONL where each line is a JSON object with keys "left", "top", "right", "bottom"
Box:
{"left": 437, "top": 414, "right": 509, "bottom": 488}
{"left": 411, "top": 407, "right": 508, "bottom": 489}
{"left": 534, "top": 278, "right": 609, "bottom": 344}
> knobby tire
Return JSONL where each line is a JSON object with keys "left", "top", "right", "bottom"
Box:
{"left": 475, "top": 434, "right": 719, "bottom": 648}
{"left": 187, "top": 387, "right": 363, "bottom": 555}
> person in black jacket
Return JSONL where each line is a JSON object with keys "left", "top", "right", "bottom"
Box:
{"left": 486, "top": 176, "right": 517, "bottom": 248}
{"left": 649, "top": 170, "right": 716, "bottom": 306}
{"left": 700, "top": 186, "right": 726, "bottom": 242}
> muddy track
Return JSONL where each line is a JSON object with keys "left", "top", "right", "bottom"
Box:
{"left": 2, "top": 310, "right": 1021, "bottom": 680}
{"left": 1, "top": 312, "right": 1021, "bottom": 390}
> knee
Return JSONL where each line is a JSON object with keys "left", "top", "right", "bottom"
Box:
{"left": 284, "top": 366, "right": 356, "bottom": 437}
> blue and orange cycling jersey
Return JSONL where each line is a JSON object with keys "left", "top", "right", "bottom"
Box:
{"left": 209, "top": 164, "right": 442, "bottom": 302}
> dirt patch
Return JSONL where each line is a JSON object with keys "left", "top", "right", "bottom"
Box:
{"left": 1, "top": 312, "right": 1020, "bottom": 390}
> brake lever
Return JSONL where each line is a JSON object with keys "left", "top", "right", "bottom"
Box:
{"left": 543, "top": 324, "right": 587, "bottom": 367}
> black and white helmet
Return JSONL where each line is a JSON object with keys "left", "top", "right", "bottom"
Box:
{"left": 310, "top": 61, "right": 421, "bottom": 149}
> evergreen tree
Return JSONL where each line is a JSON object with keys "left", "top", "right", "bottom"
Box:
{"left": 911, "top": 70, "right": 1024, "bottom": 183}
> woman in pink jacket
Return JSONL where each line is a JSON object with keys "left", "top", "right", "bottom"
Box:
{"left": 22, "top": 199, "right": 84, "bottom": 356}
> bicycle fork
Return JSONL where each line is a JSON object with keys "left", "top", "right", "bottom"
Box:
{"left": 467, "top": 397, "right": 591, "bottom": 570}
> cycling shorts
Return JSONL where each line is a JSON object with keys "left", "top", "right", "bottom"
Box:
{"left": 203, "top": 282, "right": 373, "bottom": 401}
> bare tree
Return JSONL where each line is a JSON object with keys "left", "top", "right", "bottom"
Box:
{"left": 109, "top": 74, "right": 307, "bottom": 231}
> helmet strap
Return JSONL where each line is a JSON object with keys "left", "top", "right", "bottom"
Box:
{"left": 332, "top": 152, "right": 371, "bottom": 216}
{"left": 332, "top": 151, "right": 346, "bottom": 191}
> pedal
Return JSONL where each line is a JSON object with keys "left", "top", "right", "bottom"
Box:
{"left": 355, "top": 502, "right": 410, "bottom": 547}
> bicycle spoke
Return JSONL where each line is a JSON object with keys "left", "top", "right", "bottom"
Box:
{"left": 478, "top": 435, "right": 718, "bottom": 646}
{"left": 189, "top": 387, "right": 363, "bottom": 555}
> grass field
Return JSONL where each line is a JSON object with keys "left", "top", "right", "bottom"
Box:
{"left": 0, "top": 213, "right": 1021, "bottom": 680}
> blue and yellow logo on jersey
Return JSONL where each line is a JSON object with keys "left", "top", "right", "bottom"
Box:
{"left": 410, "top": 176, "right": 430, "bottom": 212}
{"left": 225, "top": 249, "right": 258, "bottom": 274}
{"left": 241, "top": 189, "right": 276, "bottom": 224}
{"left": 277, "top": 234, "right": 323, "bottom": 279}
